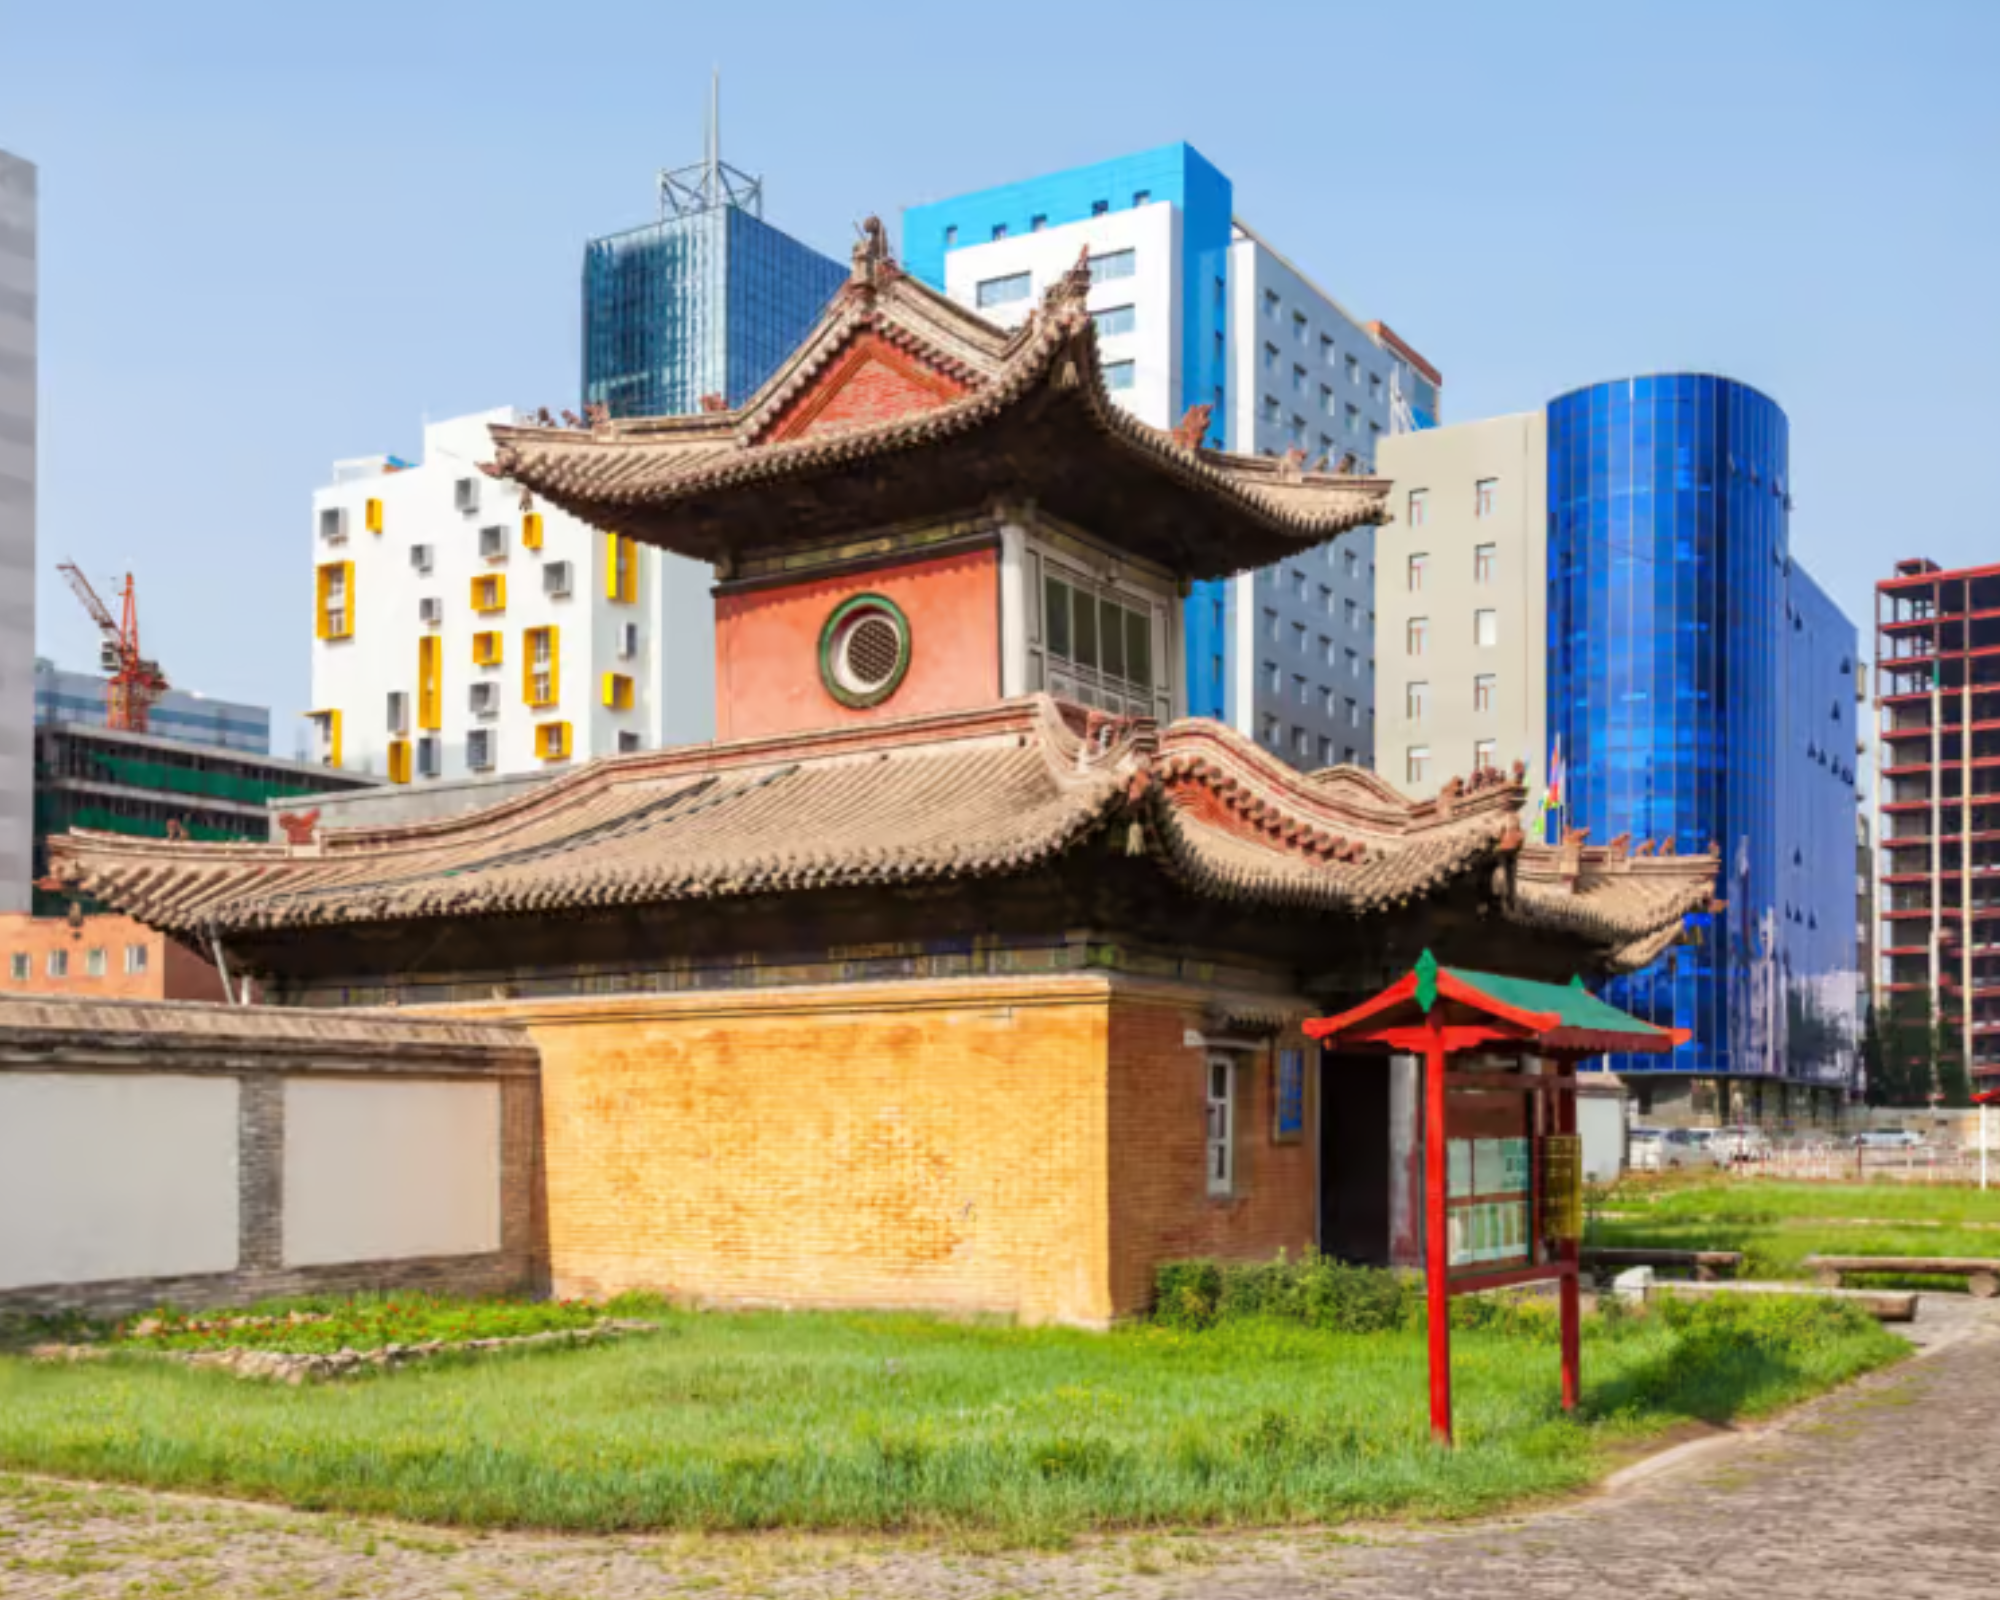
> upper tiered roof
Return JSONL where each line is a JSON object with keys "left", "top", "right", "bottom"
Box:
{"left": 489, "top": 220, "right": 1393, "bottom": 578}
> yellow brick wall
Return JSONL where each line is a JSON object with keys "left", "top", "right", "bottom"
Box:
{"left": 493, "top": 976, "right": 1118, "bottom": 1326}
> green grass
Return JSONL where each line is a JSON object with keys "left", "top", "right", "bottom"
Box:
{"left": 1599, "top": 1177, "right": 2000, "bottom": 1228}
{"left": 1588, "top": 1177, "right": 2000, "bottom": 1286}
{"left": 0, "top": 1294, "right": 1902, "bottom": 1538}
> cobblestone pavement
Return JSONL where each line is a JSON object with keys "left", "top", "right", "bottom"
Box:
{"left": 2, "top": 1306, "right": 1995, "bottom": 1599}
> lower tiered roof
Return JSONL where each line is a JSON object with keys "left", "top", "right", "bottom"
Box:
{"left": 48, "top": 697, "right": 1714, "bottom": 974}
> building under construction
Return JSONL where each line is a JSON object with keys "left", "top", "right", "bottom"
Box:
{"left": 1876, "top": 557, "right": 2000, "bottom": 1088}
{"left": 30, "top": 720, "right": 369, "bottom": 917}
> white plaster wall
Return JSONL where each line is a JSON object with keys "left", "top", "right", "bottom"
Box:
{"left": 0, "top": 1073, "right": 239, "bottom": 1289}
{"left": 309, "top": 408, "right": 717, "bottom": 784}
{"left": 282, "top": 1079, "right": 501, "bottom": 1266}
{"left": 941, "top": 203, "right": 1180, "bottom": 429}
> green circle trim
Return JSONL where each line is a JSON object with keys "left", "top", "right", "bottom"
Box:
{"left": 818, "top": 593, "right": 912, "bottom": 709}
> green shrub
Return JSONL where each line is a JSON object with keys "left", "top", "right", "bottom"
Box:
{"left": 1152, "top": 1251, "right": 1420, "bottom": 1334}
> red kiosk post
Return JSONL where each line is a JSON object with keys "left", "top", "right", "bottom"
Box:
{"left": 1304, "top": 952, "right": 1689, "bottom": 1448}
{"left": 1423, "top": 1009, "right": 1451, "bottom": 1443}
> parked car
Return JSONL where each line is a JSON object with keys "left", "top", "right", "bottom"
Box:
{"left": 1712, "top": 1127, "right": 1774, "bottom": 1163}
{"left": 1657, "top": 1127, "right": 1719, "bottom": 1170}
{"left": 1627, "top": 1126, "right": 1665, "bottom": 1171}
{"left": 1852, "top": 1128, "right": 1927, "bottom": 1150}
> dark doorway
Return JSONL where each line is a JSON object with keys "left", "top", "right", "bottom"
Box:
{"left": 1319, "top": 1050, "right": 1393, "bottom": 1266}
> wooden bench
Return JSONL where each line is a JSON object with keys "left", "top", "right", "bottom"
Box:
{"left": 1803, "top": 1255, "right": 2000, "bottom": 1297}
{"left": 1652, "top": 1280, "right": 1919, "bottom": 1322}
{"left": 1581, "top": 1247, "right": 1744, "bottom": 1282}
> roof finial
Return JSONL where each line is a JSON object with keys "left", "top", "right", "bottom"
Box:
{"left": 1415, "top": 949, "right": 1440, "bottom": 1013}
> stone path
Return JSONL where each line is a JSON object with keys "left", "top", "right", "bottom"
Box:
{"left": 3, "top": 1304, "right": 1996, "bottom": 1599}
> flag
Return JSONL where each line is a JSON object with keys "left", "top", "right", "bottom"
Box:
{"left": 1538, "top": 736, "right": 1564, "bottom": 843}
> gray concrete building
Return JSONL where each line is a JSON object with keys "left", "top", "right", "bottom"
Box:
{"left": 1374, "top": 413, "right": 1548, "bottom": 805}
{"left": 0, "top": 151, "right": 36, "bottom": 914}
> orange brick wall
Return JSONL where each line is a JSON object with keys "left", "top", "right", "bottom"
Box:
{"left": 1105, "top": 993, "right": 1317, "bottom": 1319}
{"left": 502, "top": 976, "right": 1117, "bottom": 1325}
{"left": 0, "top": 913, "right": 228, "bottom": 1002}
{"left": 714, "top": 547, "right": 1001, "bottom": 743}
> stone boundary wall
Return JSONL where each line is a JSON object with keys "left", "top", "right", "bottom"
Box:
{"left": 0, "top": 995, "right": 544, "bottom": 1317}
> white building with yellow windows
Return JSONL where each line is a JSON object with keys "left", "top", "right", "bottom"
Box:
{"left": 308, "top": 409, "right": 715, "bottom": 785}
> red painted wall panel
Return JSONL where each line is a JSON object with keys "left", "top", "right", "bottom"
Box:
{"left": 715, "top": 547, "right": 1002, "bottom": 742}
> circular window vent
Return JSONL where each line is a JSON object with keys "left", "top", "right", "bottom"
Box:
{"left": 819, "top": 595, "right": 912, "bottom": 709}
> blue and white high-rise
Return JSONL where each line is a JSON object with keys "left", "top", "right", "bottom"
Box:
{"left": 905, "top": 144, "right": 1439, "bottom": 771}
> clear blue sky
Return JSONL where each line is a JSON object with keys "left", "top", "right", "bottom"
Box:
{"left": 5, "top": 0, "right": 1996, "bottom": 751}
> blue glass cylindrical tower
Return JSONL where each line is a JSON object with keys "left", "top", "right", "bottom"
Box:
{"left": 1547, "top": 376, "right": 1791, "bottom": 1079}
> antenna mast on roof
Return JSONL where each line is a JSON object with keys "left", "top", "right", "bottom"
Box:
{"left": 658, "top": 70, "right": 764, "bottom": 220}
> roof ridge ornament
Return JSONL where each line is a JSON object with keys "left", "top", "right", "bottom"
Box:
{"left": 1170, "top": 403, "right": 1213, "bottom": 452}
{"left": 848, "top": 215, "right": 901, "bottom": 294}
{"left": 1041, "top": 245, "right": 1093, "bottom": 320}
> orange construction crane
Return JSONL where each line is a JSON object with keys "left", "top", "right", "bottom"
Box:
{"left": 57, "top": 563, "right": 169, "bottom": 735}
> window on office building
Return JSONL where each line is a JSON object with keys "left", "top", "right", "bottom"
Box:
{"left": 1408, "top": 552, "right": 1428, "bottom": 592}
{"left": 46, "top": 950, "right": 67, "bottom": 979}
{"left": 991, "top": 223, "right": 1008, "bottom": 241}
{"left": 1343, "top": 597, "right": 1360, "bottom": 631}
{"left": 1369, "top": 372, "right": 1384, "bottom": 400}
{"left": 1320, "top": 634, "right": 1335, "bottom": 665}
{"left": 1293, "top": 621, "right": 1309, "bottom": 654}
{"left": 1474, "top": 738, "right": 1497, "bottom": 772}
{"left": 1320, "top": 383, "right": 1336, "bottom": 417}
{"left": 976, "top": 272, "right": 1031, "bottom": 308}
{"left": 1265, "top": 660, "right": 1280, "bottom": 694}
{"left": 1321, "top": 685, "right": 1338, "bottom": 716}
{"left": 1293, "top": 673, "right": 1309, "bottom": 706}
{"left": 1092, "top": 304, "right": 1136, "bottom": 338}
{"left": 1346, "top": 647, "right": 1361, "bottom": 679}
{"left": 944, "top": 225, "right": 958, "bottom": 246}
{"left": 1407, "top": 746, "right": 1431, "bottom": 784}
{"left": 1408, "top": 489, "right": 1429, "bottom": 528}
{"left": 1103, "top": 360, "right": 1136, "bottom": 391}
{"left": 1342, "top": 548, "right": 1359, "bottom": 580}
{"left": 1291, "top": 569, "right": 1308, "bottom": 601}
{"left": 1474, "top": 673, "right": 1496, "bottom": 712}
{"left": 1091, "top": 199, "right": 1109, "bottom": 216}
{"left": 1408, "top": 617, "right": 1429, "bottom": 656}
{"left": 1088, "top": 249, "right": 1135, "bottom": 283}
{"left": 1476, "top": 478, "right": 1497, "bottom": 518}
{"left": 1347, "top": 697, "right": 1361, "bottom": 728}
{"left": 1263, "top": 289, "right": 1280, "bottom": 319}
{"left": 1344, "top": 402, "right": 1361, "bottom": 435}
{"left": 1321, "top": 334, "right": 1336, "bottom": 364}
{"left": 1262, "top": 394, "right": 1281, "bottom": 423}
{"left": 1265, "top": 607, "right": 1281, "bottom": 642}
{"left": 1031, "top": 213, "right": 1048, "bottom": 231}
{"left": 1133, "top": 189, "right": 1150, "bottom": 205}
{"left": 1261, "top": 712, "right": 1282, "bottom": 745}
{"left": 1346, "top": 353, "right": 1361, "bottom": 384}
{"left": 1475, "top": 609, "right": 1498, "bottom": 647}
{"left": 1319, "top": 735, "right": 1336, "bottom": 765}
{"left": 1292, "top": 311, "right": 1309, "bottom": 344}
{"left": 1475, "top": 543, "right": 1497, "bottom": 584}
{"left": 1293, "top": 363, "right": 1307, "bottom": 394}
{"left": 1407, "top": 681, "right": 1429, "bottom": 723}
{"left": 1293, "top": 726, "right": 1312, "bottom": 759}
{"left": 1264, "top": 342, "right": 1279, "bottom": 371}
{"left": 1320, "top": 583, "right": 1335, "bottom": 615}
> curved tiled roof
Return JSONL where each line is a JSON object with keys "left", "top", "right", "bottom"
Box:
{"left": 46, "top": 698, "right": 1714, "bottom": 972}
{"left": 489, "top": 237, "right": 1392, "bottom": 578}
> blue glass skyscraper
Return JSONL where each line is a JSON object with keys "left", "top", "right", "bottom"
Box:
{"left": 1546, "top": 376, "right": 1858, "bottom": 1100}
{"left": 582, "top": 115, "right": 843, "bottom": 420}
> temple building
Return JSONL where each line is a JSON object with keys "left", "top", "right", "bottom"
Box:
{"left": 45, "top": 226, "right": 1715, "bottom": 1326}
